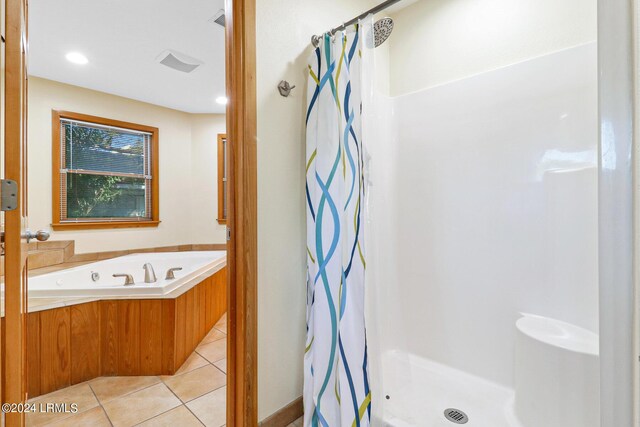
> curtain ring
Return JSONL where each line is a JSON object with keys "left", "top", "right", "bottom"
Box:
{"left": 311, "top": 35, "right": 320, "bottom": 48}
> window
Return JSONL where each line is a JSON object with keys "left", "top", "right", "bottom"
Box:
{"left": 217, "top": 133, "right": 227, "bottom": 224}
{"left": 52, "top": 111, "right": 160, "bottom": 229}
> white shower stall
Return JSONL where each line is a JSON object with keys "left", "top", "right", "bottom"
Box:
{"left": 364, "top": 1, "right": 600, "bottom": 425}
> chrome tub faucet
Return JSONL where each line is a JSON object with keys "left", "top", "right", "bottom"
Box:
{"left": 143, "top": 263, "right": 157, "bottom": 283}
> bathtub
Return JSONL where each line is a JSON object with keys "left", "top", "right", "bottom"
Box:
{"left": 25, "top": 250, "right": 228, "bottom": 396}
{"left": 514, "top": 314, "right": 599, "bottom": 427}
{"left": 28, "top": 251, "right": 226, "bottom": 299}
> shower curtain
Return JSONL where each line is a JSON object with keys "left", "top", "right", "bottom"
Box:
{"left": 304, "top": 17, "right": 373, "bottom": 427}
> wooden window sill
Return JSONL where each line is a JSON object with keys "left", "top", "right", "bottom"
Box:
{"left": 52, "top": 221, "right": 161, "bottom": 231}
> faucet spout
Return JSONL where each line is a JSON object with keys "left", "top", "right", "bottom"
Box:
{"left": 143, "top": 263, "right": 157, "bottom": 283}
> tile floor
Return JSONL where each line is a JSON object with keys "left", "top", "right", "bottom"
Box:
{"left": 27, "top": 314, "right": 228, "bottom": 427}
{"left": 287, "top": 417, "right": 303, "bottom": 427}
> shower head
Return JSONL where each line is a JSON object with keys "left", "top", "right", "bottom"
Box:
{"left": 311, "top": 16, "right": 394, "bottom": 49}
{"left": 373, "top": 17, "right": 394, "bottom": 47}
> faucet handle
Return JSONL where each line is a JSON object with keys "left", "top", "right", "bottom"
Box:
{"left": 165, "top": 267, "right": 183, "bottom": 280}
{"left": 113, "top": 273, "right": 135, "bottom": 286}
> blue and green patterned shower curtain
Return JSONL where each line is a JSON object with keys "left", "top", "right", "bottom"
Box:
{"left": 304, "top": 18, "right": 372, "bottom": 427}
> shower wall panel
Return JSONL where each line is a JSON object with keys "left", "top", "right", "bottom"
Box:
{"left": 367, "top": 42, "right": 598, "bottom": 388}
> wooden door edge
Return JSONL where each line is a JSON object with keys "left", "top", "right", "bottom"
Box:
{"left": 3, "top": 1, "right": 28, "bottom": 425}
{"left": 225, "top": 0, "right": 258, "bottom": 425}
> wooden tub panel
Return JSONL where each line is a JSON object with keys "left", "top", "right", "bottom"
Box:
{"left": 70, "top": 301, "right": 100, "bottom": 384}
{"left": 26, "top": 266, "right": 226, "bottom": 399}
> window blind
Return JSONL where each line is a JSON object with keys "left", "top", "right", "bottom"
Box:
{"left": 59, "top": 118, "right": 153, "bottom": 222}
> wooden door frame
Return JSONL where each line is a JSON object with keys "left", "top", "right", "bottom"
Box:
{"left": 3, "top": 0, "right": 28, "bottom": 425}
{"left": 2, "top": 0, "right": 259, "bottom": 424}
{"left": 225, "top": 0, "right": 258, "bottom": 425}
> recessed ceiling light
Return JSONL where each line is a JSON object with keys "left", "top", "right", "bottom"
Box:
{"left": 65, "top": 52, "right": 88, "bottom": 65}
{"left": 216, "top": 96, "right": 228, "bottom": 105}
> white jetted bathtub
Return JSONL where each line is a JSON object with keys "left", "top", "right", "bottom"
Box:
{"left": 28, "top": 251, "right": 226, "bottom": 299}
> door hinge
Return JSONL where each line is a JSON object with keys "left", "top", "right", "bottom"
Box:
{"left": 226, "top": 226, "right": 231, "bottom": 241}
{"left": 1, "top": 180, "right": 18, "bottom": 211}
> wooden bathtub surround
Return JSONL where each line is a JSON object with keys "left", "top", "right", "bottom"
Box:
{"left": 26, "top": 267, "right": 227, "bottom": 398}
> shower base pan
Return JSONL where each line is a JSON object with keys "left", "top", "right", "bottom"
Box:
{"left": 376, "top": 351, "right": 523, "bottom": 427}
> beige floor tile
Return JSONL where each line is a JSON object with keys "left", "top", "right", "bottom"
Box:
{"left": 102, "top": 383, "right": 181, "bottom": 427}
{"left": 162, "top": 352, "right": 209, "bottom": 379}
{"left": 89, "top": 376, "right": 160, "bottom": 403}
{"left": 26, "top": 383, "right": 98, "bottom": 426}
{"left": 186, "top": 386, "right": 226, "bottom": 427}
{"left": 137, "top": 405, "right": 204, "bottom": 427}
{"left": 44, "top": 406, "right": 110, "bottom": 427}
{"left": 285, "top": 418, "right": 303, "bottom": 427}
{"left": 196, "top": 338, "right": 226, "bottom": 363}
{"left": 163, "top": 364, "right": 226, "bottom": 403}
{"left": 201, "top": 327, "right": 226, "bottom": 344}
{"left": 214, "top": 315, "right": 227, "bottom": 334}
{"left": 213, "top": 358, "right": 227, "bottom": 374}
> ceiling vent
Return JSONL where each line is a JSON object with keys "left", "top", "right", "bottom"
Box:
{"left": 156, "top": 50, "right": 203, "bottom": 73}
{"left": 209, "top": 9, "right": 226, "bottom": 27}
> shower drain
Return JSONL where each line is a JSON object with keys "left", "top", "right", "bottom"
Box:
{"left": 443, "top": 408, "right": 469, "bottom": 424}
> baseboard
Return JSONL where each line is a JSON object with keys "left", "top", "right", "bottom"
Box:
{"left": 259, "top": 396, "right": 303, "bottom": 427}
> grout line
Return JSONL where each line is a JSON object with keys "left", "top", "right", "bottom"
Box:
{"left": 211, "top": 361, "right": 227, "bottom": 376}
{"left": 112, "top": 382, "right": 181, "bottom": 426}
{"left": 199, "top": 334, "right": 226, "bottom": 345}
{"left": 184, "top": 403, "right": 209, "bottom": 427}
{"left": 194, "top": 348, "right": 226, "bottom": 364}
{"left": 199, "top": 336, "right": 226, "bottom": 347}
{"left": 160, "top": 383, "right": 206, "bottom": 427}
{"left": 34, "top": 382, "right": 101, "bottom": 427}
{"left": 131, "top": 403, "right": 196, "bottom": 427}
{"left": 184, "top": 388, "right": 224, "bottom": 406}
{"left": 87, "top": 383, "right": 115, "bottom": 427}
{"left": 170, "top": 336, "right": 226, "bottom": 426}
{"left": 164, "top": 364, "right": 225, "bottom": 404}
{"left": 90, "top": 378, "right": 162, "bottom": 405}
{"left": 181, "top": 376, "right": 227, "bottom": 405}
{"left": 184, "top": 387, "right": 227, "bottom": 427}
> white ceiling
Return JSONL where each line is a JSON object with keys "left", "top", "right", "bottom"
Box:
{"left": 28, "top": 0, "right": 227, "bottom": 113}
{"left": 384, "top": 0, "right": 420, "bottom": 14}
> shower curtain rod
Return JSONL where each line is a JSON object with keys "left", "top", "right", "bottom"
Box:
{"left": 311, "top": 0, "right": 402, "bottom": 47}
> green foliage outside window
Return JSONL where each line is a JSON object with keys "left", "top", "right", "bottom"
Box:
{"left": 62, "top": 120, "right": 149, "bottom": 220}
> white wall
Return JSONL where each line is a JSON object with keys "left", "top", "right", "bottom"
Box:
{"left": 190, "top": 114, "right": 228, "bottom": 245}
{"left": 388, "top": 0, "right": 597, "bottom": 96}
{"left": 27, "top": 77, "right": 226, "bottom": 253}
{"left": 255, "top": 0, "right": 378, "bottom": 420}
